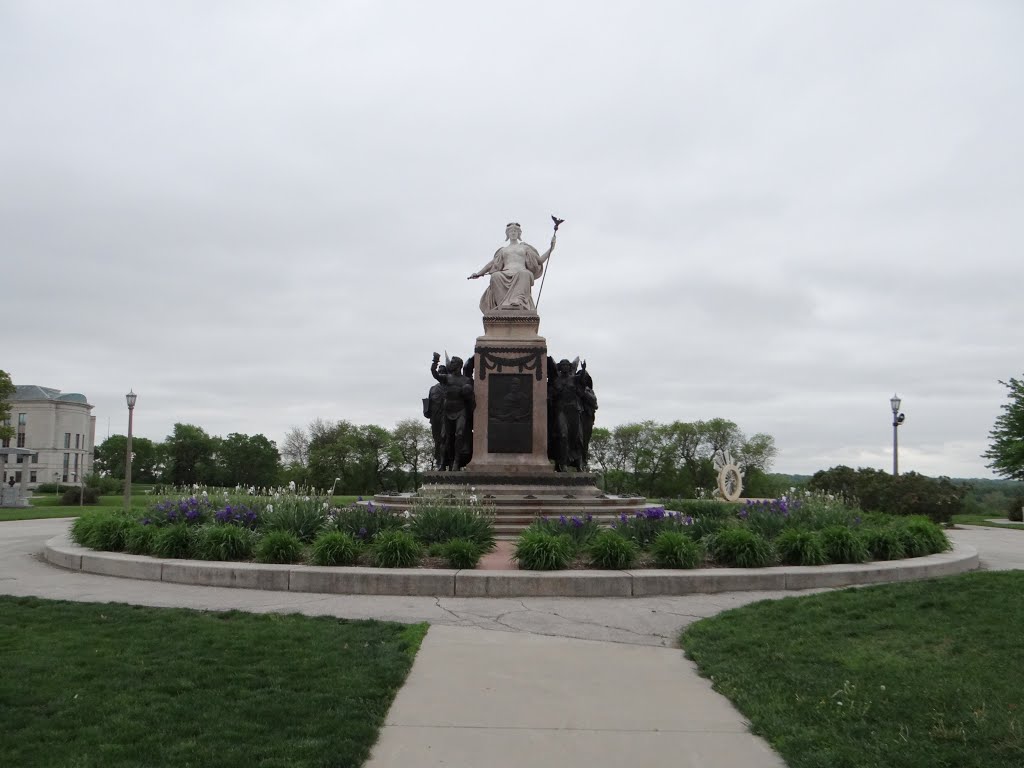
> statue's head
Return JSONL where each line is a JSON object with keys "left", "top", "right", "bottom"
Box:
{"left": 505, "top": 222, "right": 522, "bottom": 241}
{"left": 437, "top": 365, "right": 448, "bottom": 376}
{"left": 557, "top": 359, "right": 573, "bottom": 375}
{"left": 449, "top": 356, "right": 464, "bottom": 373}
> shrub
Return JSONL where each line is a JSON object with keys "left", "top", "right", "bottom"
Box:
{"left": 819, "top": 525, "right": 869, "bottom": 564}
{"left": 1008, "top": 496, "right": 1023, "bottom": 522}
{"left": 775, "top": 529, "right": 827, "bottom": 566}
{"left": 372, "top": 530, "right": 421, "bottom": 568}
{"left": 894, "top": 517, "right": 951, "bottom": 557}
{"left": 809, "top": 465, "right": 964, "bottom": 523}
{"left": 328, "top": 502, "right": 406, "bottom": 543}
{"left": 513, "top": 529, "right": 574, "bottom": 571}
{"left": 261, "top": 497, "right": 325, "bottom": 542}
{"left": 194, "top": 524, "right": 255, "bottom": 561}
{"left": 586, "top": 530, "right": 639, "bottom": 569}
{"left": 670, "top": 500, "right": 739, "bottom": 518}
{"left": 410, "top": 505, "right": 496, "bottom": 552}
{"left": 150, "top": 496, "right": 215, "bottom": 526}
{"left": 151, "top": 524, "right": 195, "bottom": 559}
{"left": 60, "top": 487, "right": 100, "bottom": 505}
{"left": 255, "top": 531, "right": 305, "bottom": 564}
{"left": 529, "top": 514, "right": 600, "bottom": 550}
{"left": 123, "top": 524, "right": 157, "bottom": 556}
{"left": 441, "top": 538, "right": 482, "bottom": 569}
{"left": 706, "top": 528, "right": 776, "bottom": 568}
{"left": 860, "top": 526, "right": 906, "bottom": 561}
{"left": 310, "top": 531, "right": 360, "bottom": 566}
{"left": 650, "top": 531, "right": 703, "bottom": 569}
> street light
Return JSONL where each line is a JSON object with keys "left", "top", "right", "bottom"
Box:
{"left": 125, "top": 390, "right": 137, "bottom": 510}
{"left": 890, "top": 393, "right": 905, "bottom": 475}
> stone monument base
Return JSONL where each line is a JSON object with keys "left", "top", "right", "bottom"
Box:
{"left": 376, "top": 470, "right": 649, "bottom": 538}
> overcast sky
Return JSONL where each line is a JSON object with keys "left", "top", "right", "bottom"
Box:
{"left": 3, "top": 1, "right": 1021, "bottom": 479}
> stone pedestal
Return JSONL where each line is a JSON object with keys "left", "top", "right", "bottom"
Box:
{"left": 466, "top": 312, "right": 553, "bottom": 475}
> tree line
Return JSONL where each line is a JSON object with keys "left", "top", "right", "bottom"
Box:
{"left": 93, "top": 416, "right": 780, "bottom": 498}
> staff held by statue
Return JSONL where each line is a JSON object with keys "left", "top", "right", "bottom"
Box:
{"left": 535, "top": 215, "right": 563, "bottom": 311}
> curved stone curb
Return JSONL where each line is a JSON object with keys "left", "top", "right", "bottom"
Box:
{"left": 43, "top": 533, "right": 979, "bottom": 598}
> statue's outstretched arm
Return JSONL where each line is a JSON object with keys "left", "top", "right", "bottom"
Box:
{"left": 469, "top": 250, "right": 501, "bottom": 280}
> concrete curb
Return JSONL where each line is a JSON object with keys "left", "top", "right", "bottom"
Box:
{"left": 43, "top": 533, "right": 979, "bottom": 598}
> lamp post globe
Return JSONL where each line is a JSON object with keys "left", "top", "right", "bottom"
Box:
{"left": 124, "top": 390, "right": 137, "bottom": 510}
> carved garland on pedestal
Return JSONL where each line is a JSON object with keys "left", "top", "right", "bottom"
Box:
{"left": 476, "top": 347, "right": 545, "bottom": 381}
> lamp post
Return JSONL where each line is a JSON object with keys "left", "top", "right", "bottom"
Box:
{"left": 890, "top": 393, "right": 905, "bottom": 476}
{"left": 124, "top": 390, "right": 137, "bottom": 510}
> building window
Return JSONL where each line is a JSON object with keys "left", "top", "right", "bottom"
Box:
{"left": 30, "top": 471, "right": 37, "bottom": 483}
{"left": 75, "top": 434, "right": 80, "bottom": 449}
{"left": 18, "top": 413, "right": 26, "bottom": 425}
{"left": 1, "top": 438, "right": 8, "bottom": 448}
{"left": 33, "top": 453, "right": 39, "bottom": 463}
{"left": 14, "top": 471, "right": 22, "bottom": 482}
{"left": 17, "top": 433, "right": 25, "bottom": 448}
{"left": 64, "top": 433, "right": 71, "bottom": 449}
{"left": 74, "top": 454, "right": 79, "bottom": 474}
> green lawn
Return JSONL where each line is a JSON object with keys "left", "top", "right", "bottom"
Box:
{"left": 952, "top": 513, "right": 1024, "bottom": 531}
{"left": 681, "top": 571, "right": 1024, "bottom": 768}
{"left": 0, "top": 596, "right": 427, "bottom": 768}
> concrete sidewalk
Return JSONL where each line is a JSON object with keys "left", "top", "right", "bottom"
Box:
{"left": 366, "top": 623, "right": 785, "bottom": 768}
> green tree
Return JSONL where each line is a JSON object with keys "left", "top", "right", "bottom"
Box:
{"left": 94, "top": 435, "right": 162, "bottom": 483}
{"left": 164, "top": 423, "right": 218, "bottom": 486}
{"left": 392, "top": 418, "right": 432, "bottom": 491}
{"left": 216, "top": 433, "right": 280, "bottom": 487}
{"left": 0, "top": 369, "right": 15, "bottom": 443}
{"left": 308, "top": 420, "right": 361, "bottom": 492}
{"left": 983, "top": 376, "right": 1024, "bottom": 481}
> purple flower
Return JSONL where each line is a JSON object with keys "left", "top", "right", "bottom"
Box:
{"left": 357, "top": 526, "right": 368, "bottom": 540}
{"left": 140, "top": 517, "right": 151, "bottom": 526}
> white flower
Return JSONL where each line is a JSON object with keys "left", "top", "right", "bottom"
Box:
{"left": 403, "top": 510, "right": 411, "bottom": 519}
{"left": 322, "top": 502, "right": 329, "bottom": 510}
{"left": 266, "top": 504, "right": 274, "bottom": 513}
{"left": 469, "top": 494, "right": 478, "bottom": 505}
{"left": 288, "top": 481, "right": 296, "bottom": 491}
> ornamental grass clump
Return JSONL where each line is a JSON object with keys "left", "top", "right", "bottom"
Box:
{"left": 310, "top": 531, "right": 360, "bottom": 566}
{"left": 328, "top": 501, "right": 406, "bottom": 543}
{"left": 740, "top": 498, "right": 793, "bottom": 540}
{"left": 706, "top": 528, "right": 776, "bottom": 568}
{"left": 261, "top": 496, "right": 326, "bottom": 542}
{"left": 123, "top": 523, "right": 157, "bottom": 556}
{"left": 894, "top": 516, "right": 951, "bottom": 557}
{"left": 860, "top": 526, "right": 906, "bottom": 561}
{"left": 372, "top": 530, "right": 421, "bottom": 568}
{"left": 440, "top": 538, "right": 483, "bottom": 569}
{"left": 513, "top": 529, "right": 574, "bottom": 571}
{"left": 410, "top": 505, "right": 496, "bottom": 553}
{"left": 612, "top": 506, "right": 693, "bottom": 548}
{"left": 529, "top": 514, "right": 599, "bottom": 550}
{"left": 818, "top": 525, "right": 869, "bottom": 564}
{"left": 255, "top": 530, "right": 305, "bottom": 564}
{"left": 775, "top": 529, "right": 828, "bottom": 566}
{"left": 650, "top": 530, "right": 703, "bottom": 569}
{"left": 71, "top": 511, "right": 131, "bottom": 550}
{"left": 194, "top": 524, "right": 255, "bottom": 561}
{"left": 151, "top": 524, "right": 195, "bottom": 559}
{"left": 586, "top": 530, "right": 639, "bottom": 569}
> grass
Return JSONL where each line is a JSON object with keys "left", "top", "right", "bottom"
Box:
{"left": 0, "top": 596, "right": 427, "bottom": 768}
{"left": 681, "top": 571, "right": 1024, "bottom": 768}
{"left": 951, "top": 513, "right": 1024, "bottom": 531}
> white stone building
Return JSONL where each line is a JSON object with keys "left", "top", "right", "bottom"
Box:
{"left": 1, "top": 385, "right": 95, "bottom": 488}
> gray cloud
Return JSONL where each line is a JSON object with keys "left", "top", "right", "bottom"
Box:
{"left": 3, "top": 1, "right": 1022, "bottom": 478}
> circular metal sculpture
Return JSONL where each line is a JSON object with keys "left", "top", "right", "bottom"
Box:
{"left": 713, "top": 450, "right": 744, "bottom": 502}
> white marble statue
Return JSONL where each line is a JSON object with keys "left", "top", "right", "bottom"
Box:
{"left": 468, "top": 222, "right": 556, "bottom": 312}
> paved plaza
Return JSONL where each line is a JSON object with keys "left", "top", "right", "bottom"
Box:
{"left": 2, "top": 519, "right": 1020, "bottom": 767}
